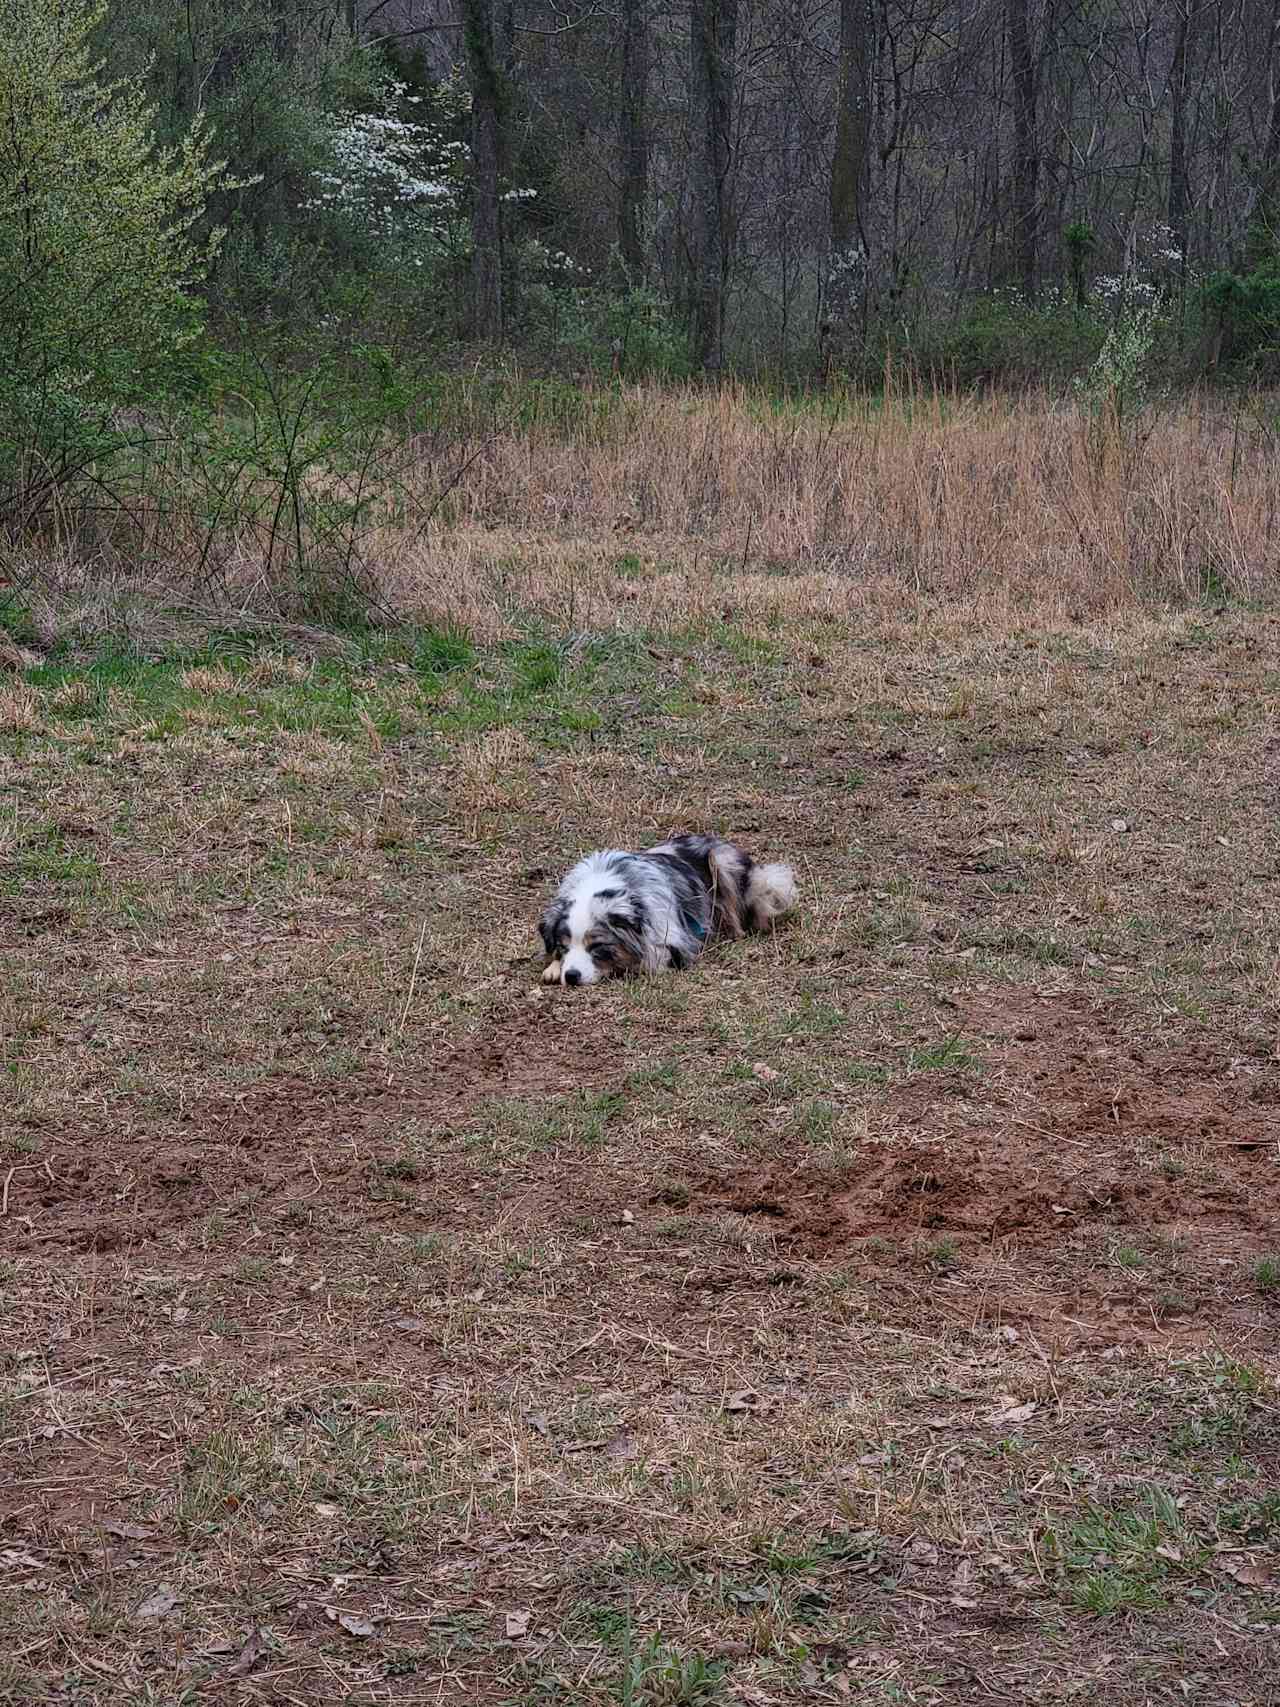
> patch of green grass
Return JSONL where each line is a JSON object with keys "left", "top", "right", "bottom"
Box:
{"left": 1219, "top": 1491, "right": 1280, "bottom": 1541}
{"left": 2, "top": 826, "right": 102, "bottom": 895}
{"left": 1046, "top": 1486, "right": 1202, "bottom": 1615}
{"left": 467, "top": 1088, "right": 627, "bottom": 1156}
{"left": 1110, "top": 1243, "right": 1146, "bottom": 1270}
{"left": 1253, "top": 1254, "right": 1280, "bottom": 1295}
{"left": 628, "top": 1060, "right": 682, "bottom": 1094}
{"left": 967, "top": 926, "right": 1072, "bottom": 966}
{"left": 382, "top": 1151, "right": 423, "bottom": 1182}
{"left": 844, "top": 1060, "right": 892, "bottom": 1086}
{"left": 414, "top": 623, "right": 476, "bottom": 678}
{"left": 0, "top": 593, "right": 42, "bottom": 649}
{"left": 776, "top": 994, "right": 847, "bottom": 1039}
{"left": 1167, "top": 1402, "right": 1252, "bottom": 1460}
{"left": 420, "top": 627, "right": 658, "bottom": 745}
{"left": 508, "top": 636, "right": 566, "bottom": 695}
{"left": 798, "top": 1098, "right": 837, "bottom": 1145}
{"left": 30, "top": 646, "right": 192, "bottom": 708}
{"left": 904, "top": 1035, "right": 978, "bottom": 1073}
{"left": 619, "top": 1635, "right": 727, "bottom": 1706}
{"left": 652, "top": 1178, "right": 691, "bottom": 1208}
{"left": 710, "top": 620, "right": 781, "bottom": 668}
{"left": 921, "top": 1237, "right": 960, "bottom": 1274}
{"left": 1154, "top": 1290, "right": 1194, "bottom": 1322}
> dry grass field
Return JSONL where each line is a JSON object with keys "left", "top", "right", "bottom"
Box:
{"left": 2, "top": 385, "right": 1279, "bottom": 1704}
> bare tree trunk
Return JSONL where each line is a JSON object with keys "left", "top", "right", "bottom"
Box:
{"left": 1167, "top": 1, "right": 1192, "bottom": 266}
{"left": 1247, "top": 0, "right": 1280, "bottom": 269}
{"left": 689, "top": 0, "right": 737, "bottom": 371}
{"left": 1007, "top": 0, "right": 1038, "bottom": 297}
{"left": 462, "top": 0, "right": 504, "bottom": 342}
{"left": 619, "top": 0, "right": 649, "bottom": 280}
{"left": 826, "top": 0, "right": 875, "bottom": 356}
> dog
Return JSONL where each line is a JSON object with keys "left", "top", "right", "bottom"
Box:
{"left": 539, "top": 833, "right": 797, "bottom": 987}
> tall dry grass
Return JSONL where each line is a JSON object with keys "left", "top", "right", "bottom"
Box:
{"left": 11, "top": 381, "right": 1279, "bottom": 647}
{"left": 372, "top": 381, "right": 1279, "bottom": 638}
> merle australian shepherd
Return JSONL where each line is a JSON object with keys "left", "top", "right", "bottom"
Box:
{"left": 539, "top": 833, "right": 797, "bottom": 987}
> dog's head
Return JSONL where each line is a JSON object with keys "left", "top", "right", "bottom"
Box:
{"left": 540, "top": 868, "right": 645, "bottom": 987}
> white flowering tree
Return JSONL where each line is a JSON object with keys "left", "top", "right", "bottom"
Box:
{"left": 304, "top": 76, "right": 472, "bottom": 259}
{"left": 303, "top": 67, "right": 560, "bottom": 338}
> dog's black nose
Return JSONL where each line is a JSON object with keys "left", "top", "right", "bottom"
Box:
{"left": 563, "top": 967, "right": 582, "bottom": 987}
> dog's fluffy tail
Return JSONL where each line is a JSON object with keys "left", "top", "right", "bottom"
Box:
{"left": 746, "top": 861, "right": 798, "bottom": 929}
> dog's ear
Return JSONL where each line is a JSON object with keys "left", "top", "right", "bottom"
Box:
{"left": 539, "top": 900, "right": 566, "bottom": 956}
{"left": 606, "top": 908, "right": 645, "bottom": 953}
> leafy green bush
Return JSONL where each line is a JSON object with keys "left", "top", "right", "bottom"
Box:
{"left": 522, "top": 276, "right": 693, "bottom": 379}
{"left": 1200, "top": 261, "right": 1280, "bottom": 372}
{"left": 0, "top": 0, "right": 232, "bottom": 530}
{"left": 888, "top": 290, "right": 1108, "bottom": 388}
{"left": 149, "top": 339, "right": 425, "bottom": 623}
{"left": 96, "top": 0, "right": 369, "bottom": 314}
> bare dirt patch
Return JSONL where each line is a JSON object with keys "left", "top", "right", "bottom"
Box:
{"left": 685, "top": 993, "right": 1280, "bottom": 1351}
{"left": 8, "top": 996, "right": 625, "bottom": 1255}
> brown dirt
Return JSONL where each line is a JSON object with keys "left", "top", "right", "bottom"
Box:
{"left": 683, "top": 992, "right": 1280, "bottom": 1348}
{"left": 7, "top": 996, "right": 622, "bottom": 1256}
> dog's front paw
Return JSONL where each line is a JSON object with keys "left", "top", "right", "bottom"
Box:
{"left": 541, "top": 958, "right": 563, "bottom": 985}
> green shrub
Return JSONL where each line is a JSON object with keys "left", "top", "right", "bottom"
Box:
{"left": 0, "top": 0, "right": 233, "bottom": 530}
{"left": 522, "top": 276, "right": 693, "bottom": 380}
{"left": 1200, "top": 261, "right": 1280, "bottom": 372}
{"left": 892, "top": 291, "right": 1108, "bottom": 387}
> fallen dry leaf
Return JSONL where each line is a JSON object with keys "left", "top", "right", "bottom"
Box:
{"left": 325, "top": 1607, "right": 376, "bottom": 1638}
{"left": 1216, "top": 1553, "right": 1272, "bottom": 1587}
{"left": 226, "top": 1627, "right": 270, "bottom": 1677}
{"left": 505, "top": 1609, "right": 532, "bottom": 1639}
{"left": 986, "top": 1399, "right": 1038, "bottom": 1426}
{"left": 103, "top": 1521, "right": 154, "bottom": 1542}
{"left": 136, "top": 1584, "right": 180, "bottom": 1620}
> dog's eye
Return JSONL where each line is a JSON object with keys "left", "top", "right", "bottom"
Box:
{"left": 591, "top": 943, "right": 614, "bottom": 961}
{"left": 606, "top": 912, "right": 634, "bottom": 932}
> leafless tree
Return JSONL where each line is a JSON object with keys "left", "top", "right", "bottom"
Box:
{"left": 461, "top": 0, "right": 505, "bottom": 340}
{"left": 689, "top": 0, "right": 739, "bottom": 367}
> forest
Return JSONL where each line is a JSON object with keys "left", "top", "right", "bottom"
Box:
{"left": 21, "top": 0, "right": 1280, "bottom": 381}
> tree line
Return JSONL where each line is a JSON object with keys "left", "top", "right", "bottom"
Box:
{"left": 11, "top": 0, "right": 1280, "bottom": 384}
{"left": 443, "top": 0, "right": 1280, "bottom": 373}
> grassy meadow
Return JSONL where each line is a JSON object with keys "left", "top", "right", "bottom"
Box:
{"left": 2, "top": 382, "right": 1278, "bottom": 1704}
